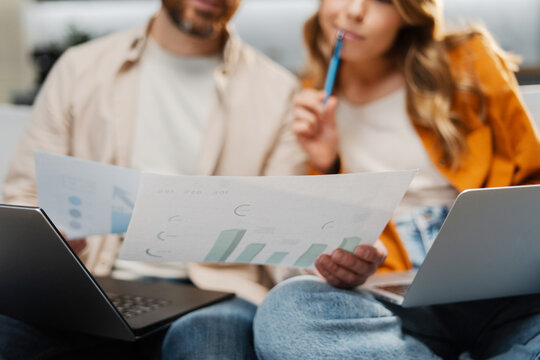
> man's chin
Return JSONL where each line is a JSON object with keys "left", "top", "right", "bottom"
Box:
{"left": 164, "top": 3, "right": 228, "bottom": 39}
{"left": 177, "top": 20, "right": 221, "bottom": 39}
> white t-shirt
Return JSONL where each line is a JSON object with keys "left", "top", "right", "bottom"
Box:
{"left": 131, "top": 37, "right": 222, "bottom": 175}
{"left": 115, "top": 38, "right": 222, "bottom": 280}
{"left": 335, "top": 88, "right": 458, "bottom": 217}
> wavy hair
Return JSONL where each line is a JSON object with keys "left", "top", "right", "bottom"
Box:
{"left": 303, "top": 0, "right": 519, "bottom": 168}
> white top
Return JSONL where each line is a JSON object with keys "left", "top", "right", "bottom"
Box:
{"left": 335, "top": 88, "right": 458, "bottom": 216}
{"left": 131, "top": 37, "right": 221, "bottom": 175}
{"left": 118, "top": 38, "right": 222, "bottom": 280}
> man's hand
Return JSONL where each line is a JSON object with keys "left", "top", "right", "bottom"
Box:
{"left": 315, "top": 239, "right": 388, "bottom": 289}
{"left": 59, "top": 231, "right": 88, "bottom": 255}
{"left": 68, "top": 238, "right": 88, "bottom": 255}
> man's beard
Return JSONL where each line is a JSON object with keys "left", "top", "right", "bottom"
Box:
{"left": 164, "top": 1, "right": 229, "bottom": 39}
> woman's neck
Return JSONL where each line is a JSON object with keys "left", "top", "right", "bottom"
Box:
{"left": 338, "top": 58, "right": 404, "bottom": 106}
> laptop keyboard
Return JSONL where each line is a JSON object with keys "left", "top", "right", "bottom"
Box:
{"left": 109, "top": 294, "right": 171, "bottom": 319}
{"left": 376, "top": 284, "right": 410, "bottom": 297}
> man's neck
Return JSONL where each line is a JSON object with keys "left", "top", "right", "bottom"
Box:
{"left": 150, "top": 7, "right": 224, "bottom": 56}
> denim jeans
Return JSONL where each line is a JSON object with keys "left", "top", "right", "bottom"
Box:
{"left": 161, "top": 297, "right": 257, "bottom": 360}
{"left": 0, "top": 297, "right": 256, "bottom": 360}
{"left": 254, "top": 276, "right": 540, "bottom": 360}
{"left": 393, "top": 205, "right": 451, "bottom": 268}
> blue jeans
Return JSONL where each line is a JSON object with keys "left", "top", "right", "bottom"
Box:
{"left": 161, "top": 297, "right": 257, "bottom": 360}
{"left": 254, "top": 276, "right": 540, "bottom": 360}
{"left": 393, "top": 205, "right": 450, "bottom": 269}
{"left": 0, "top": 297, "right": 256, "bottom": 360}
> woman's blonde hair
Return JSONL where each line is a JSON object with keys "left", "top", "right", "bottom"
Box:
{"left": 303, "top": 0, "right": 519, "bottom": 168}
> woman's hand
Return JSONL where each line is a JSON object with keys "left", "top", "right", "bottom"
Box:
{"left": 315, "top": 239, "right": 388, "bottom": 289}
{"left": 292, "top": 89, "right": 340, "bottom": 173}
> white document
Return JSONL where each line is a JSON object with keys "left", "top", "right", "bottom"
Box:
{"left": 120, "top": 171, "right": 416, "bottom": 268}
{"left": 35, "top": 151, "right": 140, "bottom": 239}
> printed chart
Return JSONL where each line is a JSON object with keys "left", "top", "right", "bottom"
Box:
{"left": 35, "top": 152, "right": 416, "bottom": 267}
{"left": 120, "top": 171, "right": 416, "bottom": 268}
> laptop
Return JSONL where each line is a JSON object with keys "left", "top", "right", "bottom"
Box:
{"left": 0, "top": 204, "right": 233, "bottom": 341}
{"left": 362, "top": 184, "right": 540, "bottom": 307}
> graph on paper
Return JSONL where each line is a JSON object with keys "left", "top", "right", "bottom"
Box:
{"left": 35, "top": 151, "right": 140, "bottom": 239}
{"left": 120, "top": 171, "right": 416, "bottom": 268}
{"left": 34, "top": 152, "right": 416, "bottom": 267}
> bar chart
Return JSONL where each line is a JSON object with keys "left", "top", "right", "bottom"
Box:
{"left": 294, "top": 244, "right": 328, "bottom": 267}
{"left": 338, "top": 236, "right": 362, "bottom": 253}
{"left": 265, "top": 251, "right": 289, "bottom": 265}
{"left": 203, "top": 229, "right": 247, "bottom": 262}
{"left": 120, "top": 170, "right": 417, "bottom": 267}
{"left": 201, "top": 229, "right": 366, "bottom": 267}
{"left": 235, "top": 243, "right": 266, "bottom": 262}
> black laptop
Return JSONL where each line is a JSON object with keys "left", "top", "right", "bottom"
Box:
{"left": 0, "top": 204, "right": 233, "bottom": 341}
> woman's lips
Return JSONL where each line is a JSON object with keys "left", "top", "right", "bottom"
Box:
{"left": 340, "top": 29, "right": 366, "bottom": 41}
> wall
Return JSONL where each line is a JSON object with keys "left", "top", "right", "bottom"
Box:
{"left": 0, "top": 0, "right": 34, "bottom": 103}
{"left": 444, "top": 0, "right": 540, "bottom": 67}
{"left": 2, "top": 0, "right": 539, "bottom": 103}
{"left": 21, "top": 0, "right": 317, "bottom": 75}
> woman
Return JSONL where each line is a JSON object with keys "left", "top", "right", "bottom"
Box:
{"left": 253, "top": 0, "right": 540, "bottom": 358}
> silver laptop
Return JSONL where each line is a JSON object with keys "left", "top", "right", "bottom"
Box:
{"left": 362, "top": 184, "right": 540, "bottom": 307}
{"left": 0, "top": 204, "right": 233, "bottom": 341}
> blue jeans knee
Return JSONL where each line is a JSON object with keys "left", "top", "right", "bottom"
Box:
{"left": 161, "top": 297, "right": 257, "bottom": 360}
{"left": 254, "top": 276, "right": 395, "bottom": 360}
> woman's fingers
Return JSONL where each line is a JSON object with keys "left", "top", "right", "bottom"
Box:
{"left": 331, "top": 249, "right": 377, "bottom": 277}
{"left": 292, "top": 90, "right": 327, "bottom": 138}
{"left": 315, "top": 254, "right": 368, "bottom": 289}
{"left": 321, "top": 96, "right": 338, "bottom": 127}
{"left": 293, "top": 106, "right": 320, "bottom": 137}
{"left": 293, "top": 89, "right": 325, "bottom": 114}
{"left": 315, "top": 241, "right": 389, "bottom": 289}
{"left": 355, "top": 241, "right": 388, "bottom": 266}
{"left": 292, "top": 89, "right": 340, "bottom": 172}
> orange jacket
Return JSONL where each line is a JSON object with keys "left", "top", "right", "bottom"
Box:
{"left": 378, "top": 35, "right": 540, "bottom": 272}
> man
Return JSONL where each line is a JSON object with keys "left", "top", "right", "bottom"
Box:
{"left": 1, "top": 0, "right": 306, "bottom": 358}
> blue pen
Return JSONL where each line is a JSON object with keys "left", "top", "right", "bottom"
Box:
{"left": 322, "top": 30, "right": 345, "bottom": 105}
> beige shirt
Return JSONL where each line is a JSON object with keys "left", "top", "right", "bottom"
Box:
{"left": 3, "top": 18, "right": 307, "bottom": 304}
